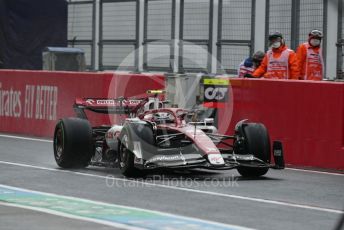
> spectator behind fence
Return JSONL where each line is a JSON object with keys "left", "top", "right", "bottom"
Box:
{"left": 237, "top": 51, "right": 265, "bottom": 78}
{"left": 296, "top": 29, "right": 324, "bottom": 81}
{"left": 246, "top": 32, "right": 299, "bottom": 79}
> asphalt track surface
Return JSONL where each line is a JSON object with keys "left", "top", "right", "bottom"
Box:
{"left": 0, "top": 134, "right": 343, "bottom": 230}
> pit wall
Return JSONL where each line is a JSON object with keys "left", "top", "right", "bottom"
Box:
{"left": 0, "top": 70, "right": 164, "bottom": 137}
{"left": 218, "top": 78, "right": 344, "bottom": 171}
{"left": 0, "top": 70, "right": 343, "bottom": 170}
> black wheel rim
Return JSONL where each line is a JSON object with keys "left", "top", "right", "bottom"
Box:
{"left": 119, "top": 134, "right": 129, "bottom": 168}
{"left": 55, "top": 126, "right": 64, "bottom": 159}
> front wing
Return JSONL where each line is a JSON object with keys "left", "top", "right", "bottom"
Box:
{"left": 135, "top": 141, "right": 285, "bottom": 170}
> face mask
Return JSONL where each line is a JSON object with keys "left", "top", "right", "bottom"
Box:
{"left": 271, "top": 42, "right": 281, "bottom": 49}
{"left": 310, "top": 39, "right": 321, "bottom": 47}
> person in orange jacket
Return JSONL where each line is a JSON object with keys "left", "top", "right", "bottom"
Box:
{"left": 247, "top": 32, "right": 299, "bottom": 79}
{"left": 296, "top": 29, "right": 324, "bottom": 81}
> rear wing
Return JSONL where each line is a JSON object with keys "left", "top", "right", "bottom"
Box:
{"left": 73, "top": 97, "right": 146, "bottom": 119}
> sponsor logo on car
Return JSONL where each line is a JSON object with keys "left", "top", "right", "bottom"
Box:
{"left": 128, "top": 99, "right": 142, "bottom": 105}
{"left": 85, "top": 99, "right": 95, "bottom": 105}
{"left": 146, "top": 154, "right": 183, "bottom": 164}
{"left": 206, "top": 147, "right": 219, "bottom": 153}
{"left": 208, "top": 154, "right": 225, "bottom": 165}
{"left": 234, "top": 155, "right": 255, "bottom": 161}
{"left": 96, "top": 99, "right": 115, "bottom": 105}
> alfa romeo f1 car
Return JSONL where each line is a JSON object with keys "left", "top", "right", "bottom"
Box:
{"left": 53, "top": 90, "right": 285, "bottom": 177}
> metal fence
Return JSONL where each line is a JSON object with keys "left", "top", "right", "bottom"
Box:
{"left": 67, "top": 0, "right": 342, "bottom": 78}
{"left": 338, "top": 0, "right": 344, "bottom": 79}
{"left": 67, "top": 0, "right": 95, "bottom": 69}
{"left": 266, "top": 0, "right": 293, "bottom": 48}
{"left": 99, "top": 0, "right": 138, "bottom": 70}
{"left": 298, "top": 0, "right": 324, "bottom": 44}
{"left": 217, "top": 0, "right": 254, "bottom": 73}
{"left": 143, "top": 0, "right": 175, "bottom": 71}
{"left": 266, "top": 0, "right": 325, "bottom": 50}
{"left": 179, "top": 0, "right": 212, "bottom": 72}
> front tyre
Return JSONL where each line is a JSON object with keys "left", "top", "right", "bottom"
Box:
{"left": 53, "top": 118, "right": 94, "bottom": 168}
{"left": 118, "top": 127, "right": 141, "bottom": 177}
{"left": 237, "top": 123, "right": 271, "bottom": 177}
{"left": 118, "top": 123, "right": 154, "bottom": 177}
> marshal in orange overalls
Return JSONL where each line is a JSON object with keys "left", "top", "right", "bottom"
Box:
{"left": 296, "top": 42, "right": 324, "bottom": 81}
{"left": 252, "top": 45, "right": 299, "bottom": 80}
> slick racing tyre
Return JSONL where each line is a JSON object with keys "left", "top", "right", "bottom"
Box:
{"left": 237, "top": 123, "right": 271, "bottom": 177}
{"left": 53, "top": 118, "right": 94, "bottom": 168}
{"left": 118, "top": 122, "right": 155, "bottom": 177}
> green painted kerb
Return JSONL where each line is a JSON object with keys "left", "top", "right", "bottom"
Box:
{"left": 0, "top": 185, "right": 251, "bottom": 230}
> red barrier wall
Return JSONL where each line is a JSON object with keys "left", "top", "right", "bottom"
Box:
{"left": 218, "top": 78, "right": 344, "bottom": 170}
{"left": 0, "top": 70, "right": 164, "bottom": 137}
{"left": 0, "top": 70, "right": 343, "bottom": 170}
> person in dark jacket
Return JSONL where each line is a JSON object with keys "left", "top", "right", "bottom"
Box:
{"left": 238, "top": 51, "right": 265, "bottom": 78}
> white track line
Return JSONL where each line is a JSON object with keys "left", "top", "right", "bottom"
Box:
{"left": 0, "top": 134, "right": 52, "bottom": 143}
{"left": 0, "top": 184, "right": 253, "bottom": 230}
{"left": 0, "top": 133, "right": 343, "bottom": 176}
{"left": 0, "top": 160, "right": 342, "bottom": 215}
{"left": 285, "top": 167, "right": 344, "bottom": 176}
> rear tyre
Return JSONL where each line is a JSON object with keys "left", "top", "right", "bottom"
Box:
{"left": 237, "top": 123, "right": 271, "bottom": 177}
{"left": 118, "top": 123, "right": 154, "bottom": 177}
{"left": 53, "top": 118, "right": 94, "bottom": 168}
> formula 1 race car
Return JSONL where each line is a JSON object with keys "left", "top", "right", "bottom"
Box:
{"left": 53, "top": 90, "right": 285, "bottom": 177}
